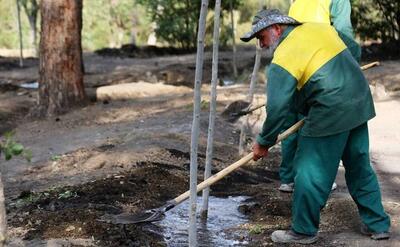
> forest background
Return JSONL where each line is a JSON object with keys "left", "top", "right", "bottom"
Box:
{"left": 0, "top": 0, "right": 398, "bottom": 54}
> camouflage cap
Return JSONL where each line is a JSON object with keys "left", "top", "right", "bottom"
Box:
{"left": 240, "top": 9, "right": 299, "bottom": 42}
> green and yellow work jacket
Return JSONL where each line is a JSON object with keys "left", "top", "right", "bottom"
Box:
{"left": 288, "top": 0, "right": 361, "bottom": 62}
{"left": 256, "top": 23, "right": 375, "bottom": 147}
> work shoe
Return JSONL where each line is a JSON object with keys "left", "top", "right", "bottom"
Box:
{"left": 361, "top": 224, "right": 390, "bottom": 240}
{"left": 278, "top": 183, "right": 294, "bottom": 192}
{"left": 331, "top": 182, "right": 337, "bottom": 191}
{"left": 279, "top": 182, "right": 337, "bottom": 193}
{"left": 271, "top": 230, "right": 318, "bottom": 244}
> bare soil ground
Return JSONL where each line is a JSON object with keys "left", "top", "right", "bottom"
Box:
{"left": 0, "top": 48, "right": 399, "bottom": 246}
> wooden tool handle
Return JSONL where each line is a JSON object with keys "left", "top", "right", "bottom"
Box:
{"left": 246, "top": 103, "right": 265, "bottom": 113}
{"left": 361, "top": 61, "right": 379, "bottom": 70}
{"left": 172, "top": 118, "right": 305, "bottom": 205}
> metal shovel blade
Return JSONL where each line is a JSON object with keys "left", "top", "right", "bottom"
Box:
{"left": 98, "top": 209, "right": 165, "bottom": 224}
{"left": 103, "top": 202, "right": 176, "bottom": 224}
{"left": 221, "top": 100, "right": 250, "bottom": 122}
{"left": 113, "top": 209, "right": 165, "bottom": 224}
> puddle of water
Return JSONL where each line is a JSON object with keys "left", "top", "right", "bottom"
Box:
{"left": 155, "top": 196, "right": 249, "bottom": 247}
{"left": 221, "top": 78, "right": 235, "bottom": 86}
{"left": 19, "top": 81, "right": 38, "bottom": 89}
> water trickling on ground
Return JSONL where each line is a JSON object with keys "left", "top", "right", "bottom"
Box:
{"left": 155, "top": 196, "right": 250, "bottom": 246}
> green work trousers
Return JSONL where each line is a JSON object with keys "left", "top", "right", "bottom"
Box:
{"left": 291, "top": 123, "right": 390, "bottom": 235}
{"left": 279, "top": 111, "right": 301, "bottom": 184}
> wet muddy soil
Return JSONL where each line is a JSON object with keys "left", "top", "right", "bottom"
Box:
{"left": 6, "top": 148, "right": 279, "bottom": 246}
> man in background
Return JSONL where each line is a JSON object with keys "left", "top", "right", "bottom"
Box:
{"left": 278, "top": 0, "right": 361, "bottom": 192}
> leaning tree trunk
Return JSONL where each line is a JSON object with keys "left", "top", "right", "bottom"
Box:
{"left": 200, "top": 0, "right": 221, "bottom": 220}
{"left": 39, "top": 0, "right": 86, "bottom": 116}
{"left": 189, "top": 0, "right": 209, "bottom": 246}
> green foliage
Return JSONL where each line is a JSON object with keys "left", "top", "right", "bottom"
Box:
{"left": 82, "top": 0, "right": 151, "bottom": 50}
{"left": 234, "top": 0, "right": 290, "bottom": 46}
{"left": 0, "top": 0, "right": 31, "bottom": 49}
{"left": 200, "top": 100, "right": 209, "bottom": 110}
{"left": 184, "top": 100, "right": 209, "bottom": 111}
{"left": 0, "top": 132, "right": 31, "bottom": 161}
{"left": 50, "top": 155, "right": 61, "bottom": 162}
{"left": 57, "top": 190, "right": 78, "bottom": 199}
{"left": 351, "top": 0, "right": 399, "bottom": 43}
{"left": 238, "top": 0, "right": 259, "bottom": 24}
{"left": 11, "top": 187, "right": 78, "bottom": 208}
{"left": 248, "top": 224, "right": 264, "bottom": 234}
{"left": 13, "top": 191, "right": 48, "bottom": 208}
{"left": 136, "top": 0, "right": 243, "bottom": 49}
{"left": 135, "top": 0, "right": 198, "bottom": 49}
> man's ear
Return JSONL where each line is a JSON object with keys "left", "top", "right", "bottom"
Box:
{"left": 273, "top": 24, "right": 284, "bottom": 36}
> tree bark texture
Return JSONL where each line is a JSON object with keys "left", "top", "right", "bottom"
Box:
{"left": 16, "top": 0, "right": 24, "bottom": 67}
{"left": 0, "top": 173, "right": 7, "bottom": 247}
{"left": 230, "top": 0, "right": 238, "bottom": 78}
{"left": 39, "top": 0, "right": 86, "bottom": 116}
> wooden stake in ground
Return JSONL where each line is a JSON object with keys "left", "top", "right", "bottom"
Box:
{"left": 39, "top": 0, "right": 86, "bottom": 116}
{"left": 0, "top": 136, "right": 30, "bottom": 247}
{"left": 0, "top": 174, "right": 6, "bottom": 247}
{"left": 16, "top": 0, "right": 24, "bottom": 67}
{"left": 189, "top": 0, "right": 209, "bottom": 246}
{"left": 239, "top": 42, "right": 262, "bottom": 155}
{"left": 200, "top": 0, "right": 221, "bottom": 220}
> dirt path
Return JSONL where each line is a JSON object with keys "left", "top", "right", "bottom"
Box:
{"left": 0, "top": 53, "right": 399, "bottom": 246}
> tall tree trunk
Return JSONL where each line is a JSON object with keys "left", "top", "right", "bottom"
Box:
{"left": 200, "top": 0, "right": 221, "bottom": 220}
{"left": 0, "top": 173, "right": 6, "bottom": 247}
{"left": 189, "top": 0, "right": 209, "bottom": 246}
{"left": 16, "top": 0, "right": 24, "bottom": 67}
{"left": 21, "top": 0, "right": 39, "bottom": 56}
{"left": 39, "top": 0, "right": 86, "bottom": 116}
{"left": 108, "top": 1, "right": 117, "bottom": 47}
{"left": 130, "top": 10, "right": 139, "bottom": 46}
{"left": 230, "top": 0, "right": 238, "bottom": 78}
